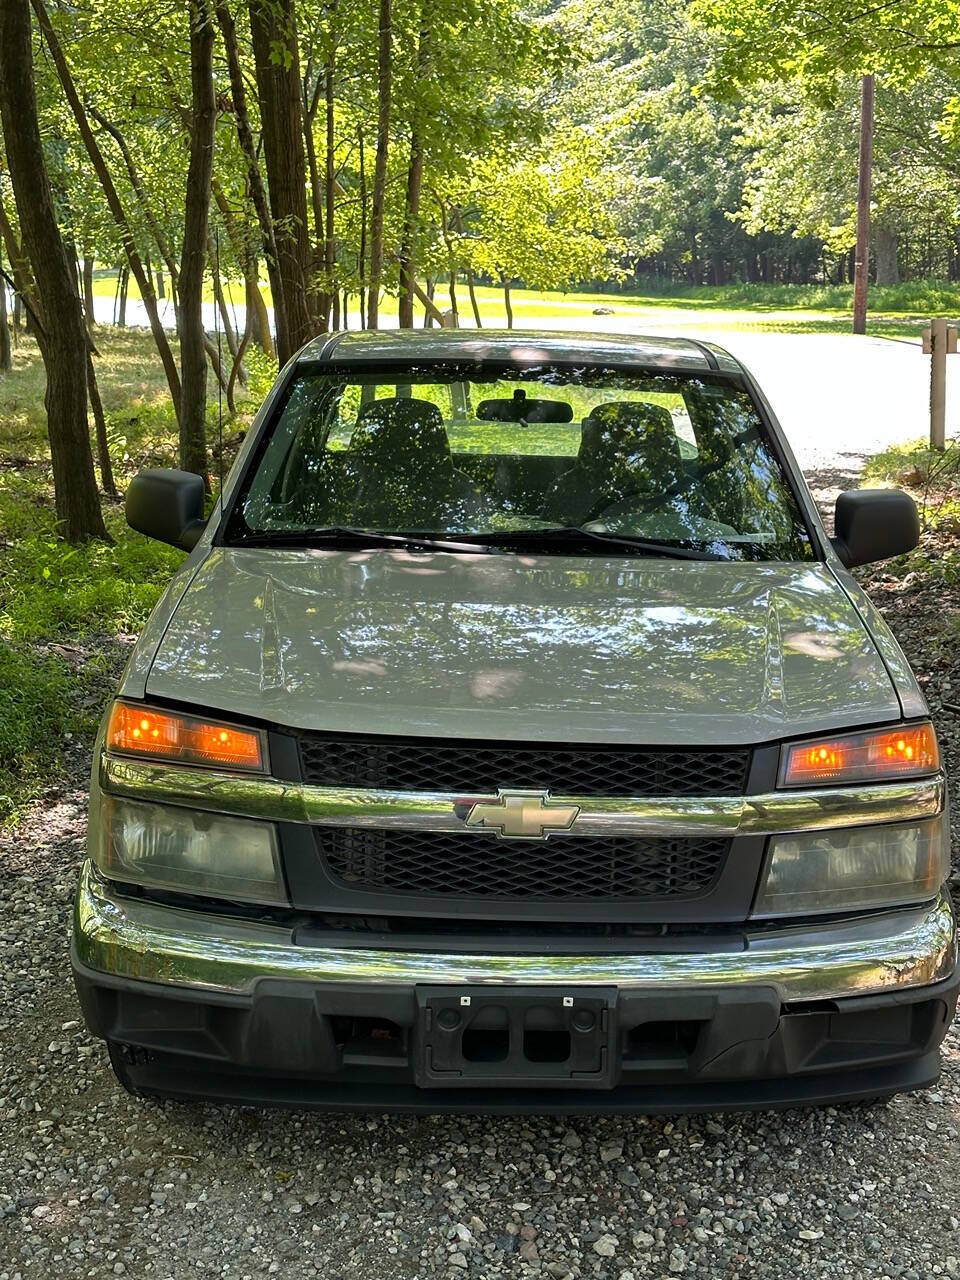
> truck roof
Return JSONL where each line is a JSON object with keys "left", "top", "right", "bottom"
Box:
{"left": 296, "top": 328, "right": 744, "bottom": 374}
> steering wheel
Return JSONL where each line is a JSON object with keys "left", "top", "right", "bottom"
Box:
{"left": 579, "top": 485, "right": 677, "bottom": 525}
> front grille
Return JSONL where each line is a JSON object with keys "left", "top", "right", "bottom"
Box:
{"left": 299, "top": 736, "right": 750, "bottom": 797}
{"left": 318, "top": 828, "right": 730, "bottom": 900}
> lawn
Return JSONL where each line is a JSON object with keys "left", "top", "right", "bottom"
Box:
{"left": 0, "top": 329, "right": 268, "bottom": 822}
{"left": 89, "top": 272, "right": 960, "bottom": 340}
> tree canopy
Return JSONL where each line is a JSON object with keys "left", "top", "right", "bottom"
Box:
{"left": 1, "top": 0, "right": 960, "bottom": 539}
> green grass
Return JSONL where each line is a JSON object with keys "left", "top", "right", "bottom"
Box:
{"left": 0, "top": 645, "right": 94, "bottom": 819}
{"left": 0, "top": 328, "right": 267, "bottom": 823}
{"left": 89, "top": 270, "right": 960, "bottom": 339}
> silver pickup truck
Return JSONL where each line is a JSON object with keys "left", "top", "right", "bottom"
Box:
{"left": 73, "top": 330, "right": 958, "bottom": 1112}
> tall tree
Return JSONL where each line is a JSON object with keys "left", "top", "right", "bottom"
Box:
{"left": 324, "top": 25, "right": 337, "bottom": 328}
{"left": 30, "top": 0, "right": 183, "bottom": 421}
{"left": 216, "top": 0, "right": 286, "bottom": 359}
{"left": 0, "top": 0, "right": 107, "bottom": 541}
{"left": 397, "top": 7, "right": 431, "bottom": 328}
{"left": 367, "top": 0, "right": 392, "bottom": 328}
{"left": 0, "top": 241, "right": 11, "bottom": 374}
{"left": 179, "top": 0, "right": 216, "bottom": 483}
{"left": 249, "top": 0, "right": 315, "bottom": 357}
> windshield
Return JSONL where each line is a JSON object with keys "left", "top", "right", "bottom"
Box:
{"left": 231, "top": 362, "right": 814, "bottom": 561}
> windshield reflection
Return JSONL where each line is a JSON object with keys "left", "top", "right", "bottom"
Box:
{"left": 236, "top": 366, "right": 813, "bottom": 562}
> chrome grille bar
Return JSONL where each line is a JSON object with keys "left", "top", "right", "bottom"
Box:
{"left": 100, "top": 754, "right": 946, "bottom": 839}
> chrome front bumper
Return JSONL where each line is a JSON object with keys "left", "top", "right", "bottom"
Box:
{"left": 74, "top": 861, "right": 957, "bottom": 1002}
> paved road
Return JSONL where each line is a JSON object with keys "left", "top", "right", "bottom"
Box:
{"left": 93, "top": 298, "right": 960, "bottom": 474}
{"left": 658, "top": 330, "right": 960, "bottom": 474}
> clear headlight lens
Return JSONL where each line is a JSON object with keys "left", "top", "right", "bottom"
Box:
{"left": 752, "top": 818, "right": 947, "bottom": 918}
{"left": 96, "top": 795, "right": 285, "bottom": 904}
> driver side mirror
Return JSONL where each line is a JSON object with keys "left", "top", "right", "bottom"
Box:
{"left": 832, "top": 489, "right": 919, "bottom": 568}
{"left": 125, "top": 469, "right": 207, "bottom": 551}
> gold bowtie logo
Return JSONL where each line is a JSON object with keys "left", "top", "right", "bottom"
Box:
{"left": 464, "top": 791, "right": 581, "bottom": 840}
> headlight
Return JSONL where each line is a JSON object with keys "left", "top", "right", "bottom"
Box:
{"left": 95, "top": 795, "right": 285, "bottom": 904}
{"left": 779, "top": 722, "right": 938, "bottom": 788}
{"left": 106, "top": 701, "right": 266, "bottom": 772}
{"left": 752, "top": 817, "right": 948, "bottom": 918}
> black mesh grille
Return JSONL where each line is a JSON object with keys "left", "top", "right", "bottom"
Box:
{"left": 318, "top": 829, "right": 729, "bottom": 900}
{"left": 299, "top": 736, "right": 750, "bottom": 797}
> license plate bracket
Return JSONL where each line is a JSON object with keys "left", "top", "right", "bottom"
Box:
{"left": 414, "top": 986, "right": 618, "bottom": 1089}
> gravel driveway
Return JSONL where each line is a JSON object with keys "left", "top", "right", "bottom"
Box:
{"left": 2, "top": 567, "right": 960, "bottom": 1280}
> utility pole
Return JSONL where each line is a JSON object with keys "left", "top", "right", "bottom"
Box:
{"left": 853, "top": 74, "right": 875, "bottom": 335}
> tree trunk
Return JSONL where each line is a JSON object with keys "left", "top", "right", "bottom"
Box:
{"left": 118, "top": 267, "right": 128, "bottom": 326}
{"left": 86, "top": 348, "right": 117, "bottom": 496}
{"left": 208, "top": 231, "right": 241, "bottom": 366}
{"left": 466, "top": 269, "right": 482, "bottom": 328}
{"left": 0, "top": 241, "right": 11, "bottom": 373}
{"left": 301, "top": 62, "right": 326, "bottom": 324}
{"left": 0, "top": 203, "right": 34, "bottom": 314}
{"left": 397, "top": 11, "right": 430, "bottom": 328}
{"left": 31, "top": 0, "right": 182, "bottom": 421}
{"left": 397, "top": 126, "right": 424, "bottom": 328}
{"left": 424, "top": 275, "right": 435, "bottom": 327}
{"left": 852, "top": 73, "right": 874, "bottom": 333}
{"left": 211, "top": 177, "right": 273, "bottom": 362}
{"left": 226, "top": 305, "right": 252, "bottom": 416}
{"left": 0, "top": 0, "right": 106, "bottom": 542}
{"left": 216, "top": 1, "right": 289, "bottom": 362}
{"left": 366, "top": 0, "right": 392, "bottom": 329}
{"left": 324, "top": 45, "right": 337, "bottom": 328}
{"left": 179, "top": 0, "right": 216, "bottom": 484}
{"left": 874, "top": 225, "right": 900, "bottom": 286}
{"left": 248, "top": 277, "right": 274, "bottom": 358}
{"left": 157, "top": 267, "right": 166, "bottom": 300}
{"left": 357, "top": 123, "right": 367, "bottom": 329}
{"left": 248, "top": 0, "right": 315, "bottom": 355}
{"left": 82, "top": 256, "right": 96, "bottom": 331}
{"left": 90, "top": 104, "right": 181, "bottom": 297}
{"left": 502, "top": 278, "right": 513, "bottom": 329}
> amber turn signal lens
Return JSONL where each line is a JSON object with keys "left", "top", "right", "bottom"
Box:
{"left": 780, "top": 723, "right": 939, "bottom": 788}
{"left": 107, "top": 702, "right": 265, "bottom": 771}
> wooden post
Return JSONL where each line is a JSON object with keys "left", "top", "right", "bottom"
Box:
{"left": 853, "top": 74, "right": 874, "bottom": 335}
{"left": 930, "top": 317, "right": 948, "bottom": 450}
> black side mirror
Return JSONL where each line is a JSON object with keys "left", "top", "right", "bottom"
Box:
{"left": 832, "top": 489, "right": 919, "bottom": 568}
{"left": 125, "top": 469, "right": 207, "bottom": 551}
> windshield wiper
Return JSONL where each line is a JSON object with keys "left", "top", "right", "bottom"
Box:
{"left": 466, "top": 527, "right": 726, "bottom": 560}
{"left": 237, "top": 527, "right": 500, "bottom": 554}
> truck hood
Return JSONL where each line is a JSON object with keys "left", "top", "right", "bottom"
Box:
{"left": 144, "top": 548, "right": 901, "bottom": 746}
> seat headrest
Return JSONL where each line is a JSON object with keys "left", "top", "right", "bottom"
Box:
{"left": 351, "top": 397, "right": 451, "bottom": 467}
{"left": 578, "top": 401, "right": 683, "bottom": 484}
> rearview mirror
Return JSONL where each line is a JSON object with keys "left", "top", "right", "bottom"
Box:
{"left": 125, "top": 469, "right": 207, "bottom": 551}
{"left": 832, "top": 489, "right": 919, "bottom": 568}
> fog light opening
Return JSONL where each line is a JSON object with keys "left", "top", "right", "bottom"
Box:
{"left": 523, "top": 1028, "right": 571, "bottom": 1063}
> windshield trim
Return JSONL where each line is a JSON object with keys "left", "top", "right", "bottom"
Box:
{"left": 216, "top": 358, "right": 823, "bottom": 562}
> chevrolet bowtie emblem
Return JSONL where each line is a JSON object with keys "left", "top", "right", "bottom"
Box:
{"left": 464, "top": 790, "right": 581, "bottom": 840}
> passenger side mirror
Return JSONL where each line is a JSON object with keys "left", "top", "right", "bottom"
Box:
{"left": 125, "top": 469, "right": 207, "bottom": 551}
{"left": 832, "top": 489, "right": 919, "bottom": 568}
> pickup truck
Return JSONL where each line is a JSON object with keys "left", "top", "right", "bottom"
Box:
{"left": 72, "top": 329, "right": 958, "bottom": 1111}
